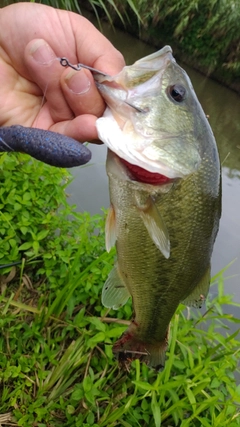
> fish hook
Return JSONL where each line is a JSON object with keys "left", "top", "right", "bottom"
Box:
{"left": 59, "top": 57, "right": 110, "bottom": 77}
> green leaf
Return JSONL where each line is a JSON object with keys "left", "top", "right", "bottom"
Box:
{"left": 71, "top": 388, "right": 84, "bottom": 401}
{"left": 18, "top": 242, "right": 33, "bottom": 250}
{"left": 87, "top": 317, "right": 106, "bottom": 332}
{"left": 87, "top": 411, "right": 95, "bottom": 424}
{"left": 36, "top": 229, "right": 50, "bottom": 241}
{"left": 9, "top": 239, "right": 16, "bottom": 248}
{"left": 83, "top": 376, "right": 92, "bottom": 393}
{"left": 211, "top": 378, "right": 221, "bottom": 388}
{"left": 151, "top": 391, "right": 161, "bottom": 427}
{"left": 24, "top": 192, "right": 32, "bottom": 200}
{"left": 33, "top": 240, "right": 40, "bottom": 254}
{"left": 13, "top": 203, "right": 22, "bottom": 211}
{"left": 20, "top": 226, "right": 28, "bottom": 235}
{"left": 185, "top": 387, "right": 196, "bottom": 406}
{"left": 87, "top": 332, "right": 106, "bottom": 348}
{"left": 141, "top": 398, "right": 149, "bottom": 411}
{"left": 67, "top": 405, "right": 75, "bottom": 414}
{"left": 133, "top": 381, "right": 155, "bottom": 391}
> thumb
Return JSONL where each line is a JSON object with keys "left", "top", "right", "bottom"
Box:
{"left": 24, "top": 38, "right": 72, "bottom": 123}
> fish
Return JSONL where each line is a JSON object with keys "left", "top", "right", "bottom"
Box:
{"left": 0, "top": 125, "right": 91, "bottom": 167}
{"left": 95, "top": 46, "right": 221, "bottom": 370}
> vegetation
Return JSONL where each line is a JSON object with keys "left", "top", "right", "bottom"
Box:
{"left": 0, "top": 153, "right": 240, "bottom": 426}
{"left": 131, "top": 0, "right": 240, "bottom": 92}
{"left": 98, "top": 0, "right": 240, "bottom": 92}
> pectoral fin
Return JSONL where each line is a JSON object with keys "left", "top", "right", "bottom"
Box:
{"left": 105, "top": 204, "right": 117, "bottom": 252}
{"left": 181, "top": 266, "right": 211, "bottom": 308}
{"left": 102, "top": 264, "right": 130, "bottom": 310}
{"left": 135, "top": 195, "right": 170, "bottom": 259}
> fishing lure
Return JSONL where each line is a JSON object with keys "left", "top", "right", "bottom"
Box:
{"left": 0, "top": 125, "right": 91, "bottom": 167}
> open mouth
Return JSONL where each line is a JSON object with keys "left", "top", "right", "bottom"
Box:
{"left": 120, "top": 158, "right": 173, "bottom": 185}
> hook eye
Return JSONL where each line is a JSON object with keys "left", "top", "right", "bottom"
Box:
{"left": 59, "top": 57, "right": 110, "bottom": 77}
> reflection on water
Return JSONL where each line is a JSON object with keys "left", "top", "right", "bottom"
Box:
{"left": 68, "top": 22, "right": 240, "bottom": 301}
{"left": 69, "top": 144, "right": 108, "bottom": 213}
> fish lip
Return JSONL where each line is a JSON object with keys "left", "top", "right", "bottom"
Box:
{"left": 95, "top": 81, "right": 128, "bottom": 103}
{"left": 96, "top": 82, "right": 145, "bottom": 112}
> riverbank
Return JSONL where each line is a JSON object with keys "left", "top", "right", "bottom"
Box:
{"left": 80, "top": 2, "right": 240, "bottom": 94}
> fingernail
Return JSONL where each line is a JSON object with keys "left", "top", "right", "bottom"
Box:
{"left": 30, "top": 40, "right": 55, "bottom": 64}
{"left": 65, "top": 70, "right": 91, "bottom": 95}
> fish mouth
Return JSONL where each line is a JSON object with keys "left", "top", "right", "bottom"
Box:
{"left": 94, "top": 45, "right": 174, "bottom": 122}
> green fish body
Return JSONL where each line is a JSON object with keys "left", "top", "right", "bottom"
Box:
{"left": 95, "top": 46, "right": 221, "bottom": 370}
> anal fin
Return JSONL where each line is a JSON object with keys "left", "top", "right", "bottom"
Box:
{"left": 102, "top": 263, "right": 130, "bottom": 310}
{"left": 181, "top": 266, "right": 211, "bottom": 308}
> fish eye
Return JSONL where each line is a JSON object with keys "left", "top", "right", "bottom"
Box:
{"left": 167, "top": 84, "right": 186, "bottom": 103}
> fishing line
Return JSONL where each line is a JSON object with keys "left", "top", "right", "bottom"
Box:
{"left": 34, "top": 57, "right": 62, "bottom": 128}
{"left": 0, "top": 137, "right": 14, "bottom": 151}
{"left": 221, "top": 151, "right": 230, "bottom": 166}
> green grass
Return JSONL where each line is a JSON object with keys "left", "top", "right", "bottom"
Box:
{"left": 0, "top": 153, "right": 240, "bottom": 426}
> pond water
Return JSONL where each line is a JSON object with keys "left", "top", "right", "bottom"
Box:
{"left": 68, "top": 21, "right": 240, "bottom": 304}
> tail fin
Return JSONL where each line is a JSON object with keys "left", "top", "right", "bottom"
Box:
{"left": 113, "top": 325, "right": 168, "bottom": 371}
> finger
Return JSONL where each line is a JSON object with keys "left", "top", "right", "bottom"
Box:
{"left": 60, "top": 68, "right": 105, "bottom": 118}
{"left": 49, "top": 114, "right": 100, "bottom": 142}
{"left": 70, "top": 14, "right": 125, "bottom": 75}
{"left": 24, "top": 39, "right": 73, "bottom": 123}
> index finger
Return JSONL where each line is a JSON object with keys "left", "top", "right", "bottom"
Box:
{"left": 70, "top": 14, "right": 125, "bottom": 75}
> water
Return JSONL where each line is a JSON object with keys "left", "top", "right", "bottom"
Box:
{"left": 68, "top": 22, "right": 240, "bottom": 303}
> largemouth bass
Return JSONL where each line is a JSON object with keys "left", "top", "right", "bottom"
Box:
{"left": 95, "top": 46, "right": 221, "bottom": 370}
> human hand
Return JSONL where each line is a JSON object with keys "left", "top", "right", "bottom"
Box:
{"left": 0, "top": 3, "right": 125, "bottom": 142}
